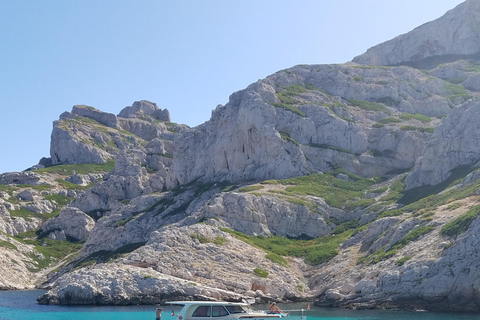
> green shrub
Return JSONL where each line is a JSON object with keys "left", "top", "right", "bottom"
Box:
{"left": 34, "top": 159, "right": 115, "bottom": 175}
{"left": 253, "top": 267, "right": 268, "bottom": 278}
{"left": 400, "top": 125, "right": 434, "bottom": 133}
{"left": 265, "top": 253, "right": 288, "bottom": 266}
{"left": 378, "top": 117, "right": 402, "bottom": 124}
{"left": 238, "top": 185, "right": 264, "bottom": 193}
{"left": 191, "top": 234, "right": 212, "bottom": 244}
{"left": 348, "top": 99, "right": 386, "bottom": 112}
{"left": 399, "top": 113, "right": 432, "bottom": 122}
{"left": 440, "top": 204, "right": 480, "bottom": 237}
{"left": 279, "top": 132, "right": 300, "bottom": 146}
{"left": 377, "top": 209, "right": 403, "bottom": 219}
{"left": 395, "top": 256, "right": 412, "bottom": 266}
{"left": 214, "top": 236, "right": 228, "bottom": 246}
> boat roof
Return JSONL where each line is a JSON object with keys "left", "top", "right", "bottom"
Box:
{"left": 165, "top": 301, "right": 249, "bottom": 306}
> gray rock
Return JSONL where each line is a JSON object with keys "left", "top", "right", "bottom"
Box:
{"left": 41, "top": 207, "right": 95, "bottom": 241}
{"left": 353, "top": 0, "right": 480, "bottom": 67}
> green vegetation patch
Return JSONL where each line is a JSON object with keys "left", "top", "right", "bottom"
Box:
{"left": 400, "top": 125, "right": 434, "bottom": 133}
{"left": 271, "top": 85, "right": 307, "bottom": 118}
{"left": 445, "top": 83, "right": 471, "bottom": 100}
{"left": 395, "top": 256, "right": 412, "bottom": 266}
{"left": 191, "top": 234, "right": 212, "bottom": 244}
{"left": 253, "top": 267, "right": 268, "bottom": 278}
{"left": 0, "top": 240, "right": 17, "bottom": 250}
{"left": 43, "top": 194, "right": 74, "bottom": 206}
{"left": 359, "top": 225, "right": 433, "bottom": 265}
{"left": 270, "top": 170, "right": 382, "bottom": 209}
{"left": 35, "top": 159, "right": 115, "bottom": 176}
{"left": 238, "top": 185, "right": 264, "bottom": 193}
{"left": 221, "top": 228, "right": 355, "bottom": 266}
{"left": 8, "top": 207, "right": 60, "bottom": 222}
{"left": 279, "top": 132, "right": 300, "bottom": 146}
{"left": 440, "top": 204, "right": 480, "bottom": 237}
{"left": 13, "top": 232, "right": 84, "bottom": 272}
{"left": 308, "top": 143, "right": 355, "bottom": 155}
{"left": 378, "top": 117, "right": 402, "bottom": 124}
{"left": 377, "top": 209, "right": 403, "bottom": 219}
{"left": 71, "top": 242, "right": 145, "bottom": 270}
{"left": 399, "top": 113, "right": 432, "bottom": 122}
{"left": 347, "top": 99, "right": 387, "bottom": 112}
{"left": 265, "top": 253, "right": 288, "bottom": 266}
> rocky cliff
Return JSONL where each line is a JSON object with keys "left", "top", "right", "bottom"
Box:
{"left": 3, "top": 0, "right": 480, "bottom": 313}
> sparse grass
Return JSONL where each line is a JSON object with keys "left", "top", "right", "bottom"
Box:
{"left": 347, "top": 99, "right": 387, "bottom": 112}
{"left": 265, "top": 253, "right": 288, "bottom": 266}
{"left": 14, "top": 236, "right": 84, "bottom": 272}
{"left": 253, "top": 267, "right": 268, "bottom": 278}
{"left": 308, "top": 143, "right": 355, "bottom": 155}
{"left": 8, "top": 207, "right": 60, "bottom": 222}
{"left": 279, "top": 132, "right": 300, "bottom": 146}
{"left": 377, "top": 209, "right": 403, "bottom": 219}
{"left": 440, "top": 204, "right": 480, "bottom": 237}
{"left": 395, "top": 256, "right": 412, "bottom": 266}
{"left": 271, "top": 171, "right": 382, "bottom": 209}
{"left": 220, "top": 228, "right": 354, "bottom": 266}
{"left": 271, "top": 85, "right": 307, "bottom": 118}
{"left": 400, "top": 125, "right": 434, "bottom": 133}
{"left": 0, "top": 240, "right": 17, "bottom": 250}
{"left": 70, "top": 242, "right": 145, "bottom": 270}
{"left": 359, "top": 225, "right": 433, "bottom": 265}
{"left": 238, "top": 185, "right": 264, "bottom": 193}
{"left": 191, "top": 234, "right": 213, "bottom": 244}
{"left": 399, "top": 113, "right": 432, "bottom": 123}
{"left": 445, "top": 83, "right": 471, "bottom": 101}
{"left": 34, "top": 159, "right": 115, "bottom": 176}
{"left": 43, "top": 194, "right": 74, "bottom": 206}
{"left": 214, "top": 236, "right": 228, "bottom": 246}
{"left": 378, "top": 117, "right": 402, "bottom": 124}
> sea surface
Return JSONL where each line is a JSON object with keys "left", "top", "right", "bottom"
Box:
{"left": 1, "top": 290, "right": 480, "bottom": 320}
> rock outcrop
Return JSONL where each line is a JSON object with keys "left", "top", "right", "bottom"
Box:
{"left": 353, "top": 0, "right": 480, "bottom": 67}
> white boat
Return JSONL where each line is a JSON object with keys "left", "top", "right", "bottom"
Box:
{"left": 164, "top": 301, "right": 307, "bottom": 320}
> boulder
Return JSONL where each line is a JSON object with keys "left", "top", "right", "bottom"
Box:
{"left": 40, "top": 207, "right": 95, "bottom": 241}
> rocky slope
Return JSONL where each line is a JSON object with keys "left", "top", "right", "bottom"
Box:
{"left": 4, "top": 0, "right": 480, "bottom": 313}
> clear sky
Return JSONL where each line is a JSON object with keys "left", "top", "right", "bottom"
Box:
{"left": 0, "top": 0, "right": 465, "bottom": 173}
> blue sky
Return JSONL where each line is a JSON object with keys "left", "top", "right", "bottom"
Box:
{"left": 0, "top": 0, "right": 464, "bottom": 173}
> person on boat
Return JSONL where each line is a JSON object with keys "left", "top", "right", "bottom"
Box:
{"left": 268, "top": 302, "right": 283, "bottom": 314}
{"left": 156, "top": 307, "right": 163, "bottom": 320}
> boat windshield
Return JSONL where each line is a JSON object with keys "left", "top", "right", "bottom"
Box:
{"left": 225, "top": 305, "right": 247, "bottom": 314}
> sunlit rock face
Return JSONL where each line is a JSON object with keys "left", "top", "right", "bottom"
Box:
{"left": 353, "top": 0, "right": 480, "bottom": 68}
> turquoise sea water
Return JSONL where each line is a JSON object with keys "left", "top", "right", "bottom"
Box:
{"left": 1, "top": 290, "right": 480, "bottom": 320}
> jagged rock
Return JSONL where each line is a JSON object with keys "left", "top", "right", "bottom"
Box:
{"left": 50, "top": 120, "right": 112, "bottom": 165}
{"left": 0, "top": 172, "right": 41, "bottom": 185}
{"left": 204, "top": 192, "right": 330, "bottom": 238}
{"left": 22, "top": 200, "right": 56, "bottom": 214}
{"left": 65, "top": 173, "right": 103, "bottom": 186}
{"left": 71, "top": 105, "right": 119, "bottom": 129}
{"left": 405, "top": 98, "right": 480, "bottom": 189}
{"left": 18, "top": 189, "right": 39, "bottom": 201}
{"left": 118, "top": 100, "right": 171, "bottom": 122}
{"left": 353, "top": 0, "right": 480, "bottom": 67}
{"left": 40, "top": 207, "right": 95, "bottom": 241}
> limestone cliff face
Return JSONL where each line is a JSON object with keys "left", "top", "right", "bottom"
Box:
{"left": 353, "top": 0, "right": 480, "bottom": 67}
{"left": 166, "top": 63, "right": 457, "bottom": 188}
{"left": 405, "top": 98, "right": 480, "bottom": 189}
